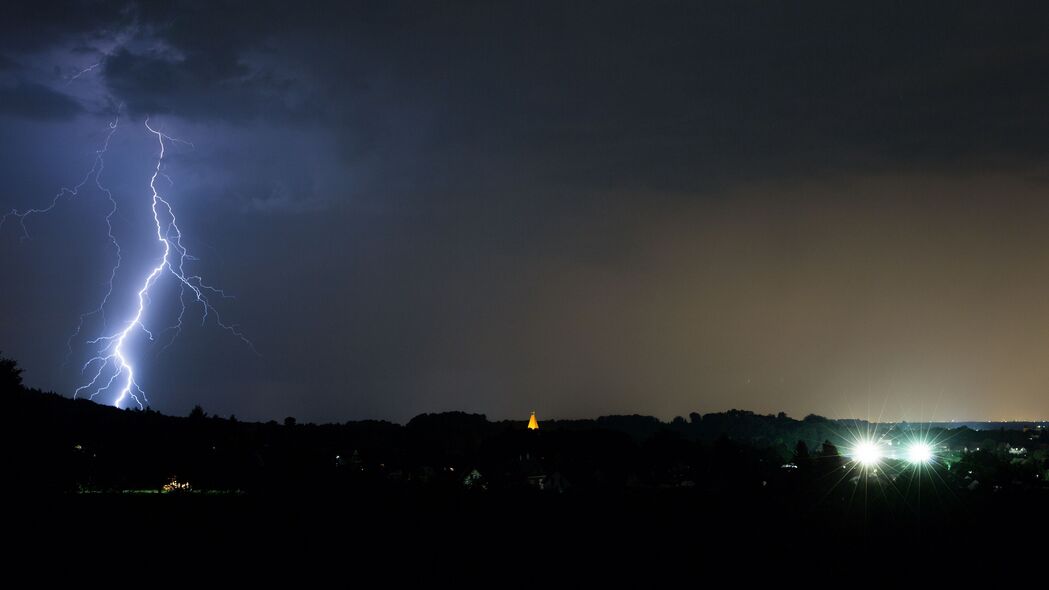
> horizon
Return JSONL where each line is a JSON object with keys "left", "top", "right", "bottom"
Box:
{"left": 15, "top": 376, "right": 1049, "bottom": 427}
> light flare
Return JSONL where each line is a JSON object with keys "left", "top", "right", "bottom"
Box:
{"left": 851, "top": 439, "right": 883, "bottom": 468}
{"left": 905, "top": 441, "right": 934, "bottom": 465}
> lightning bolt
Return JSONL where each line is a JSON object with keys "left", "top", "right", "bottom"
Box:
{"left": 1, "top": 118, "right": 119, "bottom": 241}
{"left": 66, "top": 61, "right": 103, "bottom": 85}
{"left": 74, "top": 118, "right": 256, "bottom": 409}
{"left": 3, "top": 114, "right": 255, "bottom": 410}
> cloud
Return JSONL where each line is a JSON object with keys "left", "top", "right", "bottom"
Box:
{"left": 7, "top": 2, "right": 1049, "bottom": 180}
{"left": 0, "top": 1, "right": 132, "bottom": 53}
{"left": 101, "top": 47, "right": 305, "bottom": 122}
{"left": 0, "top": 80, "right": 84, "bottom": 120}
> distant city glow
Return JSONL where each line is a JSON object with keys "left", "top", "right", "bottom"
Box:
{"left": 906, "top": 441, "right": 934, "bottom": 464}
{"left": 852, "top": 440, "right": 883, "bottom": 467}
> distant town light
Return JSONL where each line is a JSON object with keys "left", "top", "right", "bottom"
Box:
{"left": 905, "top": 442, "right": 934, "bottom": 464}
{"left": 162, "top": 476, "right": 191, "bottom": 493}
{"left": 852, "top": 440, "right": 883, "bottom": 467}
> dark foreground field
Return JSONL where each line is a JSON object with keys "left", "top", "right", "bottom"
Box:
{"left": 6, "top": 380, "right": 1048, "bottom": 578}
{"left": 12, "top": 474, "right": 1048, "bottom": 580}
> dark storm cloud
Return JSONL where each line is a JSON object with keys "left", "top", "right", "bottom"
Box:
{"left": 0, "top": 80, "right": 84, "bottom": 120}
{"left": 6, "top": 2, "right": 1049, "bottom": 175}
{"left": 0, "top": 1, "right": 132, "bottom": 53}
{"left": 3, "top": 1, "right": 1049, "bottom": 422}
{"left": 102, "top": 47, "right": 308, "bottom": 122}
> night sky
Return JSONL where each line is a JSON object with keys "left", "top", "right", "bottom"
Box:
{"left": 3, "top": 2, "right": 1049, "bottom": 423}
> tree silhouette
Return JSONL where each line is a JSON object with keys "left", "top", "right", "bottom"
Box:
{"left": 813, "top": 440, "right": 845, "bottom": 480}
{"left": 817, "top": 440, "right": 839, "bottom": 458}
{"left": 793, "top": 440, "right": 810, "bottom": 461}
{"left": 1, "top": 351, "right": 24, "bottom": 392}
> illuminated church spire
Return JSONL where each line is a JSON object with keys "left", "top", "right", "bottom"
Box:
{"left": 527, "top": 411, "right": 539, "bottom": 430}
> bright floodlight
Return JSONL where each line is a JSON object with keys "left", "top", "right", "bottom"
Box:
{"left": 906, "top": 442, "right": 934, "bottom": 464}
{"left": 852, "top": 440, "right": 883, "bottom": 467}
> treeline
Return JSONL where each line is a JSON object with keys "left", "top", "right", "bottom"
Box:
{"left": 2, "top": 351, "right": 1046, "bottom": 514}
{"left": 6, "top": 356, "right": 1049, "bottom": 560}
{"left": 5, "top": 384, "right": 1046, "bottom": 498}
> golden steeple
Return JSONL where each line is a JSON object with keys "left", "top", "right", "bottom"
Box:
{"left": 527, "top": 411, "right": 539, "bottom": 430}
